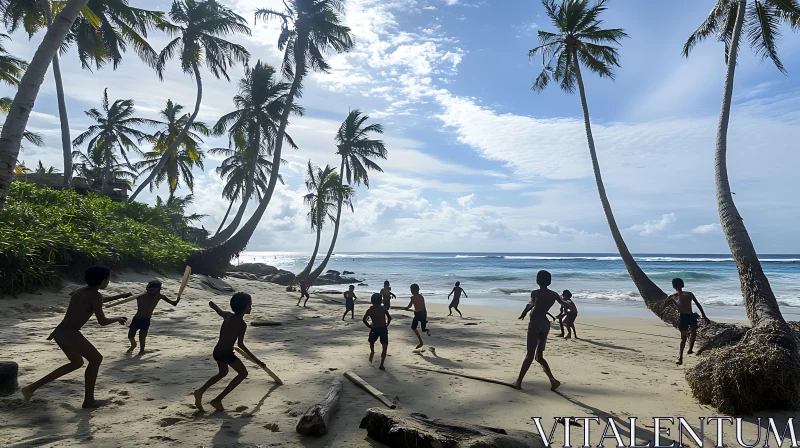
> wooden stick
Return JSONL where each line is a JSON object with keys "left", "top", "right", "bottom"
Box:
{"left": 235, "top": 347, "right": 283, "bottom": 385}
{"left": 176, "top": 265, "right": 192, "bottom": 299}
{"left": 413, "top": 366, "right": 518, "bottom": 389}
{"left": 105, "top": 295, "right": 138, "bottom": 308}
{"left": 296, "top": 378, "right": 343, "bottom": 436}
{"left": 343, "top": 371, "right": 396, "bottom": 409}
{"left": 252, "top": 321, "right": 282, "bottom": 327}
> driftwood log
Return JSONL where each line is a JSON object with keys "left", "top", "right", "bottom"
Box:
{"left": 0, "top": 361, "right": 18, "bottom": 396}
{"left": 360, "top": 408, "right": 546, "bottom": 448}
{"left": 296, "top": 378, "right": 343, "bottom": 436}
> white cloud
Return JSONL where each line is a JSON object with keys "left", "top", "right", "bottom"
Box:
{"left": 627, "top": 213, "right": 676, "bottom": 236}
{"left": 456, "top": 194, "right": 475, "bottom": 207}
{"left": 691, "top": 223, "right": 721, "bottom": 234}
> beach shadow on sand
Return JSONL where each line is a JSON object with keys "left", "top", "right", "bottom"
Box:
{"left": 577, "top": 338, "right": 640, "bottom": 353}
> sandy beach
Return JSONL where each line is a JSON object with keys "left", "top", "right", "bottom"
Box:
{"left": 0, "top": 270, "right": 793, "bottom": 447}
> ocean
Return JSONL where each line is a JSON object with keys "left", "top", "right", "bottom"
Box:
{"left": 234, "top": 252, "right": 800, "bottom": 321}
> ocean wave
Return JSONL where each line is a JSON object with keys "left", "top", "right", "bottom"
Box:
{"left": 648, "top": 271, "right": 725, "bottom": 280}
{"left": 492, "top": 288, "right": 531, "bottom": 295}
{"left": 454, "top": 255, "right": 506, "bottom": 259}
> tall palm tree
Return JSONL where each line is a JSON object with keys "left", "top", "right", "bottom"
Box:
{"left": 297, "top": 161, "right": 340, "bottom": 280}
{"left": 684, "top": 0, "right": 800, "bottom": 327}
{"left": 188, "top": 0, "right": 354, "bottom": 276}
{"left": 134, "top": 99, "right": 209, "bottom": 199}
{"left": 128, "top": 0, "right": 250, "bottom": 202}
{"left": 1, "top": 0, "right": 162, "bottom": 186}
{"left": 307, "top": 110, "right": 386, "bottom": 283}
{"left": 72, "top": 146, "right": 137, "bottom": 189}
{"left": 72, "top": 88, "right": 156, "bottom": 194}
{"left": 0, "top": 36, "right": 43, "bottom": 147}
{"left": 205, "top": 60, "right": 300, "bottom": 245}
{"left": 529, "top": 0, "right": 676, "bottom": 324}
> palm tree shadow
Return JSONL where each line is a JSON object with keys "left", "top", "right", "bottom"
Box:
{"left": 210, "top": 383, "right": 279, "bottom": 446}
{"left": 578, "top": 338, "right": 640, "bottom": 353}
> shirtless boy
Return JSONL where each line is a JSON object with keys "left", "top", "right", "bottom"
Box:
{"left": 512, "top": 270, "right": 565, "bottom": 391}
{"left": 560, "top": 290, "right": 578, "bottom": 339}
{"left": 404, "top": 284, "right": 431, "bottom": 349}
{"left": 21, "top": 266, "right": 129, "bottom": 408}
{"left": 447, "top": 281, "right": 467, "bottom": 317}
{"left": 363, "top": 293, "right": 392, "bottom": 370}
{"left": 193, "top": 293, "right": 264, "bottom": 412}
{"left": 665, "top": 278, "right": 709, "bottom": 365}
{"left": 127, "top": 280, "right": 181, "bottom": 355}
{"left": 342, "top": 285, "right": 358, "bottom": 321}
{"left": 297, "top": 281, "right": 311, "bottom": 307}
{"left": 380, "top": 281, "right": 396, "bottom": 310}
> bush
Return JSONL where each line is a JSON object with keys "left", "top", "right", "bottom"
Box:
{"left": 0, "top": 182, "right": 198, "bottom": 295}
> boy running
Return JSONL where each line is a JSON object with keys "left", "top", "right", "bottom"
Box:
{"left": 297, "top": 281, "right": 310, "bottom": 307}
{"left": 560, "top": 290, "right": 578, "bottom": 339}
{"left": 193, "top": 293, "right": 264, "bottom": 412}
{"left": 21, "top": 266, "right": 129, "bottom": 408}
{"left": 512, "top": 270, "right": 566, "bottom": 391}
{"left": 447, "top": 281, "right": 467, "bottom": 317}
{"left": 380, "top": 281, "right": 396, "bottom": 310}
{"left": 127, "top": 280, "right": 181, "bottom": 355}
{"left": 404, "top": 284, "right": 431, "bottom": 349}
{"left": 363, "top": 293, "right": 392, "bottom": 370}
{"left": 664, "top": 278, "right": 709, "bottom": 365}
{"left": 342, "top": 285, "right": 358, "bottom": 321}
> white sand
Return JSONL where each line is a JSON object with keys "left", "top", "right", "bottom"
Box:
{"left": 0, "top": 270, "right": 793, "bottom": 447}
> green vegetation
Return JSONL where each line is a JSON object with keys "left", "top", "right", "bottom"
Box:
{"left": 0, "top": 182, "right": 197, "bottom": 295}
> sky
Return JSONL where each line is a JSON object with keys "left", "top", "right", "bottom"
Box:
{"left": 4, "top": 0, "right": 800, "bottom": 254}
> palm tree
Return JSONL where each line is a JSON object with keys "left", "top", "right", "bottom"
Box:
{"left": 1, "top": 0, "right": 162, "bottom": 186}
{"left": 0, "top": 38, "right": 43, "bottom": 148}
{"left": 529, "top": 0, "right": 676, "bottom": 324}
{"left": 297, "top": 161, "right": 340, "bottom": 280}
{"left": 307, "top": 110, "right": 386, "bottom": 284}
{"left": 205, "top": 61, "right": 300, "bottom": 245}
{"left": 188, "top": 0, "right": 354, "bottom": 276}
{"left": 72, "top": 146, "right": 137, "bottom": 189}
{"left": 128, "top": 0, "right": 250, "bottom": 202}
{"left": 680, "top": 0, "right": 800, "bottom": 414}
{"left": 134, "top": 100, "right": 209, "bottom": 199}
{"left": 156, "top": 193, "right": 206, "bottom": 236}
{"left": 72, "top": 88, "right": 157, "bottom": 194}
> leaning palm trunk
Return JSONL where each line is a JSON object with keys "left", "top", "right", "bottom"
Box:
{"left": 206, "top": 188, "right": 252, "bottom": 244}
{"left": 572, "top": 55, "right": 676, "bottom": 327}
{"left": 0, "top": 0, "right": 87, "bottom": 209}
{"left": 187, "top": 56, "right": 304, "bottom": 277}
{"left": 43, "top": 1, "right": 72, "bottom": 186}
{"left": 296, "top": 221, "right": 322, "bottom": 280}
{"left": 129, "top": 60, "right": 203, "bottom": 203}
{"left": 307, "top": 159, "right": 346, "bottom": 284}
{"left": 683, "top": 1, "right": 800, "bottom": 414}
{"left": 215, "top": 200, "right": 236, "bottom": 234}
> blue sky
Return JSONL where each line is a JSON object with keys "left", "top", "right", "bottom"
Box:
{"left": 4, "top": 0, "right": 800, "bottom": 253}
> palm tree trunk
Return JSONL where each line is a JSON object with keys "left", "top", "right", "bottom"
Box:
{"left": 307, "top": 159, "right": 346, "bottom": 284}
{"left": 0, "top": 0, "right": 87, "bottom": 210}
{"left": 715, "top": 0, "right": 784, "bottom": 327}
{"left": 573, "top": 53, "right": 677, "bottom": 326}
{"left": 296, "top": 220, "right": 322, "bottom": 280}
{"left": 101, "top": 147, "right": 112, "bottom": 195}
{"left": 187, "top": 55, "right": 304, "bottom": 277}
{"left": 43, "top": 0, "right": 72, "bottom": 187}
{"left": 215, "top": 199, "right": 236, "bottom": 234}
{"left": 129, "top": 60, "right": 203, "bottom": 203}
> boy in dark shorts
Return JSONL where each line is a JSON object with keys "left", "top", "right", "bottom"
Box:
{"left": 342, "top": 285, "right": 358, "bottom": 321}
{"left": 560, "top": 290, "right": 578, "bottom": 339}
{"left": 512, "top": 270, "right": 566, "bottom": 391}
{"left": 447, "top": 281, "right": 467, "bottom": 317}
{"left": 404, "top": 284, "right": 431, "bottom": 349}
{"left": 127, "top": 280, "right": 181, "bottom": 355}
{"left": 193, "top": 293, "right": 264, "bottom": 412}
{"left": 297, "top": 281, "right": 311, "bottom": 307}
{"left": 380, "top": 281, "right": 396, "bottom": 309}
{"left": 664, "top": 278, "right": 709, "bottom": 365}
{"left": 21, "top": 266, "right": 129, "bottom": 409}
{"left": 363, "top": 293, "right": 392, "bottom": 370}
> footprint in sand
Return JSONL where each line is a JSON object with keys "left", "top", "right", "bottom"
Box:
{"left": 264, "top": 423, "right": 280, "bottom": 432}
{"left": 159, "top": 417, "right": 182, "bottom": 427}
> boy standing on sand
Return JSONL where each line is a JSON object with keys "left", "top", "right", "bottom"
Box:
{"left": 342, "top": 285, "right": 358, "bottom": 320}
{"left": 297, "top": 281, "right": 311, "bottom": 307}
{"left": 127, "top": 280, "right": 181, "bottom": 355}
{"left": 665, "top": 278, "right": 709, "bottom": 365}
{"left": 22, "top": 266, "right": 129, "bottom": 408}
{"left": 363, "top": 293, "right": 392, "bottom": 370}
{"left": 404, "top": 284, "right": 431, "bottom": 349}
{"left": 512, "top": 270, "right": 566, "bottom": 391}
{"left": 559, "top": 290, "right": 578, "bottom": 339}
{"left": 447, "top": 281, "right": 467, "bottom": 317}
{"left": 194, "top": 293, "right": 265, "bottom": 412}
{"left": 380, "top": 281, "right": 396, "bottom": 310}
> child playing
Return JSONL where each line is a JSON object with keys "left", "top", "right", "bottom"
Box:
{"left": 127, "top": 280, "right": 181, "bottom": 355}
{"left": 403, "top": 284, "right": 431, "bottom": 349}
{"left": 380, "top": 281, "right": 396, "bottom": 310}
{"left": 193, "top": 293, "right": 264, "bottom": 412}
{"left": 560, "top": 290, "right": 578, "bottom": 339}
{"left": 21, "top": 266, "right": 129, "bottom": 408}
{"left": 342, "top": 285, "right": 358, "bottom": 321}
{"left": 363, "top": 293, "right": 392, "bottom": 370}
{"left": 664, "top": 278, "right": 709, "bottom": 365}
{"left": 447, "top": 281, "right": 467, "bottom": 317}
{"left": 297, "top": 281, "right": 310, "bottom": 307}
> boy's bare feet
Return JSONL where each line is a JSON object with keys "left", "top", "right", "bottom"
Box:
{"left": 21, "top": 385, "right": 34, "bottom": 402}
{"left": 127, "top": 341, "right": 137, "bottom": 353}
{"left": 209, "top": 398, "right": 224, "bottom": 412}
{"left": 550, "top": 379, "right": 561, "bottom": 391}
{"left": 415, "top": 343, "right": 423, "bottom": 349}
{"left": 676, "top": 359, "right": 683, "bottom": 366}
{"left": 379, "top": 365, "right": 385, "bottom": 370}
{"left": 369, "top": 352, "right": 375, "bottom": 363}
{"left": 511, "top": 381, "right": 522, "bottom": 390}
{"left": 82, "top": 399, "right": 111, "bottom": 409}
{"left": 425, "top": 330, "right": 431, "bottom": 337}
{"left": 564, "top": 335, "right": 571, "bottom": 340}
{"left": 687, "top": 349, "right": 694, "bottom": 354}
{"left": 193, "top": 390, "right": 204, "bottom": 412}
